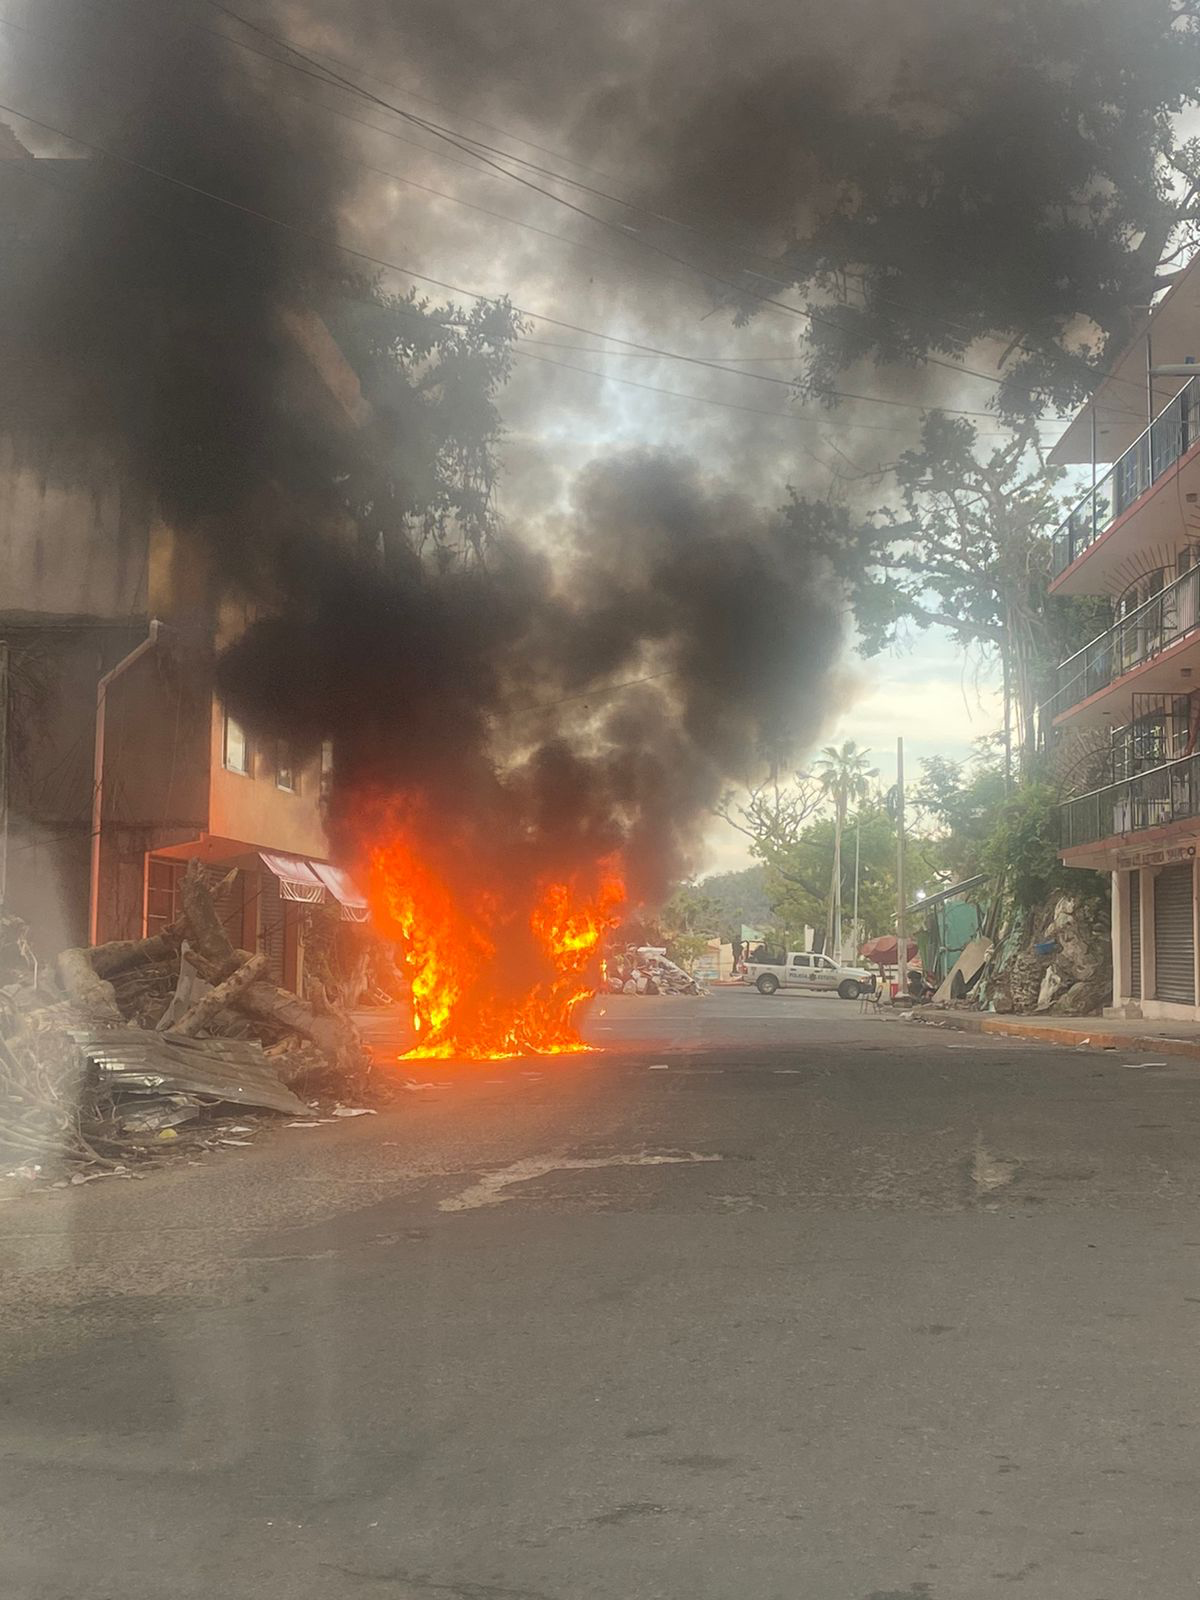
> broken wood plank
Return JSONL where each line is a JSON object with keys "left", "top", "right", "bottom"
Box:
{"left": 171, "top": 953, "right": 268, "bottom": 1037}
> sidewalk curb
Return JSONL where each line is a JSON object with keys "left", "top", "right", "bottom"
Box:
{"left": 910, "top": 1010, "right": 1200, "bottom": 1063}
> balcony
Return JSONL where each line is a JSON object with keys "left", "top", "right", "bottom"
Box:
{"left": 1045, "top": 563, "right": 1200, "bottom": 724}
{"left": 1060, "top": 751, "right": 1200, "bottom": 850}
{"left": 1050, "top": 375, "right": 1199, "bottom": 582}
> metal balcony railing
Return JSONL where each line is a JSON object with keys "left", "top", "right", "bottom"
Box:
{"left": 1050, "top": 375, "right": 1200, "bottom": 579}
{"left": 1060, "top": 751, "right": 1200, "bottom": 848}
{"left": 1044, "top": 563, "right": 1200, "bottom": 723}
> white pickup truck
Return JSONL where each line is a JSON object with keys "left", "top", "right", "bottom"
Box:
{"left": 744, "top": 951, "right": 873, "bottom": 1000}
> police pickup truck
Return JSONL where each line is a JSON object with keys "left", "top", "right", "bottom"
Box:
{"left": 743, "top": 951, "right": 873, "bottom": 1000}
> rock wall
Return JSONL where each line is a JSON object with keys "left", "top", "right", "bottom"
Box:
{"left": 989, "top": 892, "right": 1111, "bottom": 1017}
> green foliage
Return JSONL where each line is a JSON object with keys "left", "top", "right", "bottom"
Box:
{"left": 764, "top": 1, "right": 1200, "bottom": 420}
{"left": 911, "top": 755, "right": 1007, "bottom": 881}
{"left": 326, "top": 283, "right": 525, "bottom": 566}
{"left": 694, "top": 865, "right": 771, "bottom": 943}
{"left": 666, "top": 931, "right": 713, "bottom": 973}
{"left": 980, "top": 781, "right": 1107, "bottom": 914}
{"left": 661, "top": 884, "right": 722, "bottom": 938}
{"left": 782, "top": 414, "right": 1104, "bottom": 768}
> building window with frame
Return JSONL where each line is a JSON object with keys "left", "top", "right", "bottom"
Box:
{"left": 223, "top": 713, "right": 250, "bottom": 775}
{"left": 275, "top": 741, "right": 297, "bottom": 793}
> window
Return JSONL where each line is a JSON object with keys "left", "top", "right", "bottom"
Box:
{"left": 223, "top": 713, "right": 249, "bottom": 775}
{"left": 146, "top": 856, "right": 186, "bottom": 936}
{"left": 791, "top": 954, "right": 811, "bottom": 968}
{"left": 818, "top": 956, "right": 837, "bottom": 970}
{"left": 275, "top": 741, "right": 297, "bottom": 793}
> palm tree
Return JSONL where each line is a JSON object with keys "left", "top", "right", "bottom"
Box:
{"left": 813, "top": 740, "right": 878, "bottom": 959}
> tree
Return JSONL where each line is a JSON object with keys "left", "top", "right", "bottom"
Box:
{"left": 693, "top": 865, "right": 772, "bottom": 945}
{"left": 741, "top": 2, "right": 1200, "bottom": 420}
{"left": 716, "top": 772, "right": 824, "bottom": 857}
{"left": 911, "top": 754, "right": 1009, "bottom": 882}
{"left": 812, "top": 740, "right": 878, "bottom": 953}
{"left": 659, "top": 884, "right": 721, "bottom": 973}
{"left": 783, "top": 414, "right": 1109, "bottom": 776}
{"left": 328, "top": 285, "right": 525, "bottom": 567}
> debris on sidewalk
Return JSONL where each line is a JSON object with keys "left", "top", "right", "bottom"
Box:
{"left": 0, "top": 863, "right": 376, "bottom": 1182}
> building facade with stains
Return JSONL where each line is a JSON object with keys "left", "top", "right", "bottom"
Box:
{"left": 1051, "top": 253, "right": 1200, "bottom": 1019}
{"left": 0, "top": 137, "right": 367, "bottom": 986}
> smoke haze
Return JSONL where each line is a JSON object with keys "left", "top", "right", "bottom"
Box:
{"left": 1, "top": 0, "right": 1180, "bottom": 893}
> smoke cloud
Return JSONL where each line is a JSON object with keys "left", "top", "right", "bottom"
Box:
{"left": 3, "top": 0, "right": 1174, "bottom": 899}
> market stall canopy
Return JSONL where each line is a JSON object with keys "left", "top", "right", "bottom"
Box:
{"left": 859, "top": 935, "right": 919, "bottom": 966}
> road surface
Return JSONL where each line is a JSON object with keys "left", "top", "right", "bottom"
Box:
{"left": 5, "top": 989, "right": 1200, "bottom": 1599}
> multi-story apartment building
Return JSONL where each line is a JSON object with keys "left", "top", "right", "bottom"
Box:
{"left": 0, "top": 133, "right": 367, "bottom": 987}
{"left": 1050, "top": 254, "right": 1200, "bottom": 1018}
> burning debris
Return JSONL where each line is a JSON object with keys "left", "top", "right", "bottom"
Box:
{"left": 366, "top": 830, "right": 624, "bottom": 1059}
{"left": 0, "top": 865, "right": 370, "bottom": 1177}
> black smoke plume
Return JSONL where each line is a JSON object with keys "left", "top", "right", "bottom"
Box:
{"left": 0, "top": 0, "right": 842, "bottom": 900}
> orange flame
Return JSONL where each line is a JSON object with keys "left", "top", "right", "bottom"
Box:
{"left": 365, "top": 830, "right": 625, "bottom": 1061}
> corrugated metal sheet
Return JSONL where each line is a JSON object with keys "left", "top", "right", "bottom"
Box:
{"left": 1154, "top": 864, "right": 1195, "bottom": 1005}
{"left": 68, "top": 1028, "right": 310, "bottom": 1116}
{"left": 1129, "top": 870, "right": 1141, "bottom": 1001}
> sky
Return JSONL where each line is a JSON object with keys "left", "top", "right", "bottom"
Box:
{"left": 0, "top": 0, "right": 1081, "bottom": 881}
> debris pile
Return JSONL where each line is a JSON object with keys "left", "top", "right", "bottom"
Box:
{"left": 605, "top": 946, "right": 706, "bottom": 997}
{"left": 0, "top": 864, "right": 372, "bottom": 1178}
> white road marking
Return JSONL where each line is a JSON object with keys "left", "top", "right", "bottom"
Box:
{"left": 439, "top": 1150, "right": 722, "bottom": 1212}
{"left": 648, "top": 1063, "right": 670, "bottom": 1070}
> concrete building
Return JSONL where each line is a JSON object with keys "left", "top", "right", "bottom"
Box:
{"left": 0, "top": 137, "right": 367, "bottom": 987}
{"left": 1051, "top": 254, "right": 1200, "bottom": 1019}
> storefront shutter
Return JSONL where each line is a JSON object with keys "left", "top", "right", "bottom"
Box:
{"left": 1154, "top": 863, "right": 1195, "bottom": 1004}
{"left": 1129, "top": 870, "right": 1141, "bottom": 1001}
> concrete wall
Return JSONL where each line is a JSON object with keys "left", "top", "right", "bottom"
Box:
{"left": 0, "top": 439, "right": 149, "bottom": 622}
{"left": 208, "top": 699, "right": 328, "bottom": 861}
{"left": 94, "top": 638, "right": 211, "bottom": 944}
{"left": 3, "top": 623, "right": 145, "bottom": 956}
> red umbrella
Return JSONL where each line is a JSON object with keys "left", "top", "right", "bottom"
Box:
{"left": 858, "top": 935, "right": 919, "bottom": 966}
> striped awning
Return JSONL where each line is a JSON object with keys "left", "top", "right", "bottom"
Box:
{"left": 258, "top": 851, "right": 326, "bottom": 904}
{"left": 310, "top": 861, "right": 370, "bottom": 923}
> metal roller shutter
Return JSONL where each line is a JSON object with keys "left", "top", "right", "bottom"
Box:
{"left": 1154, "top": 864, "right": 1195, "bottom": 1005}
{"left": 260, "top": 872, "right": 286, "bottom": 988}
{"left": 1129, "top": 870, "right": 1141, "bottom": 1000}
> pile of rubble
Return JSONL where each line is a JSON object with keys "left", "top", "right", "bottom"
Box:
{"left": 0, "top": 862, "right": 374, "bottom": 1179}
{"left": 605, "top": 946, "right": 706, "bottom": 996}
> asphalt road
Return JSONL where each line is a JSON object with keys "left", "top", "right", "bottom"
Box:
{"left": 6, "top": 989, "right": 1200, "bottom": 1599}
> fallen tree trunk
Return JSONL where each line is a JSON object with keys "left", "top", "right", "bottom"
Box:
{"left": 56, "top": 948, "right": 122, "bottom": 1024}
{"left": 90, "top": 924, "right": 184, "bottom": 979}
{"left": 237, "top": 980, "right": 364, "bottom": 1073}
{"left": 171, "top": 952, "right": 269, "bottom": 1037}
{"left": 180, "top": 860, "right": 240, "bottom": 977}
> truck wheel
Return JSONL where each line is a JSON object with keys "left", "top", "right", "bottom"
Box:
{"left": 756, "top": 974, "right": 780, "bottom": 995}
{"left": 837, "top": 979, "right": 861, "bottom": 1000}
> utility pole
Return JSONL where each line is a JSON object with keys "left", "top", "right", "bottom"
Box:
{"left": 852, "top": 812, "right": 861, "bottom": 961}
{"left": 896, "top": 736, "right": 907, "bottom": 1001}
{"left": 826, "top": 803, "right": 843, "bottom": 958}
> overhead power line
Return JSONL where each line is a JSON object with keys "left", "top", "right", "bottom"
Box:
{"left": 0, "top": 95, "right": 1033, "bottom": 426}
{"left": 203, "top": 0, "right": 1038, "bottom": 401}
{"left": 14, "top": 0, "right": 1151, "bottom": 418}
